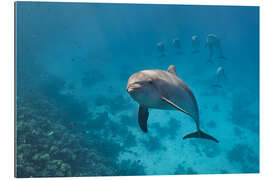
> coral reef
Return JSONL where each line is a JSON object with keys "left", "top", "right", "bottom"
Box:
{"left": 227, "top": 143, "right": 259, "bottom": 173}
{"left": 233, "top": 126, "right": 244, "bottom": 139}
{"left": 94, "top": 94, "right": 133, "bottom": 115}
{"left": 16, "top": 94, "right": 145, "bottom": 177}
{"left": 230, "top": 92, "right": 259, "bottom": 133}
{"left": 189, "top": 139, "right": 221, "bottom": 158}
{"left": 141, "top": 135, "right": 166, "bottom": 152}
{"left": 120, "top": 113, "right": 138, "bottom": 128}
{"left": 152, "top": 117, "right": 181, "bottom": 140}
{"left": 105, "top": 120, "right": 138, "bottom": 148}
{"left": 116, "top": 159, "right": 145, "bottom": 176}
{"left": 174, "top": 164, "right": 198, "bottom": 175}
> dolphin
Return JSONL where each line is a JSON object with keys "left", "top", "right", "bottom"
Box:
{"left": 172, "top": 38, "right": 182, "bottom": 54}
{"left": 216, "top": 66, "right": 227, "bottom": 81}
{"left": 172, "top": 38, "right": 181, "bottom": 49}
{"left": 157, "top": 41, "right": 166, "bottom": 57}
{"left": 126, "top": 65, "right": 218, "bottom": 143}
{"left": 191, "top": 35, "right": 200, "bottom": 54}
{"left": 212, "top": 66, "right": 227, "bottom": 88}
{"left": 206, "top": 34, "right": 226, "bottom": 62}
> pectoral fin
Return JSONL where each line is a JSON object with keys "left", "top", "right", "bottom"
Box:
{"left": 161, "top": 96, "right": 191, "bottom": 116}
{"left": 138, "top": 105, "right": 149, "bottom": 133}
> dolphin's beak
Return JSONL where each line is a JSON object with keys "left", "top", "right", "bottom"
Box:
{"left": 126, "top": 83, "right": 141, "bottom": 94}
{"left": 127, "top": 87, "right": 134, "bottom": 93}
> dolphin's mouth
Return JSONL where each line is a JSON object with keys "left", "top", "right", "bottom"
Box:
{"left": 127, "top": 83, "right": 142, "bottom": 93}
{"left": 127, "top": 87, "right": 135, "bottom": 93}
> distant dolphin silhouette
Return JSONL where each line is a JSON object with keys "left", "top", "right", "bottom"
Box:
{"left": 191, "top": 35, "right": 200, "bottom": 54}
{"left": 212, "top": 66, "right": 227, "bottom": 88}
{"left": 206, "top": 34, "right": 226, "bottom": 63}
{"left": 216, "top": 66, "right": 226, "bottom": 79}
{"left": 172, "top": 38, "right": 182, "bottom": 54}
{"left": 126, "top": 65, "right": 218, "bottom": 143}
{"left": 157, "top": 41, "right": 166, "bottom": 57}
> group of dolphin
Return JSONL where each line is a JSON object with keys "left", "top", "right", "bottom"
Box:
{"left": 157, "top": 34, "right": 226, "bottom": 63}
{"left": 125, "top": 34, "right": 229, "bottom": 143}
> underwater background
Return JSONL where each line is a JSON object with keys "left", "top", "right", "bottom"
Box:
{"left": 15, "top": 2, "right": 259, "bottom": 177}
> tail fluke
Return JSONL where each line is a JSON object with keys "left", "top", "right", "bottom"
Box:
{"left": 183, "top": 129, "right": 218, "bottom": 143}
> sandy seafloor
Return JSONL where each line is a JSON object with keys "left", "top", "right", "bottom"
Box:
{"left": 15, "top": 2, "right": 259, "bottom": 177}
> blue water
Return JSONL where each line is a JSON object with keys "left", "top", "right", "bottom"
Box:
{"left": 15, "top": 2, "right": 259, "bottom": 177}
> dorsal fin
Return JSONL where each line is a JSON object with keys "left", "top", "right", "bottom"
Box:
{"left": 168, "top": 65, "right": 177, "bottom": 76}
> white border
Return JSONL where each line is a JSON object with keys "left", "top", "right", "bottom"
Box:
{"left": 1, "top": 0, "right": 269, "bottom": 180}
{"left": 4, "top": 0, "right": 262, "bottom": 6}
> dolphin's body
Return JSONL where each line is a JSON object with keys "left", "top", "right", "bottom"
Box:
{"left": 212, "top": 66, "right": 227, "bottom": 88}
{"left": 191, "top": 35, "right": 200, "bottom": 54}
{"left": 206, "top": 34, "right": 226, "bottom": 62}
{"left": 126, "top": 65, "right": 218, "bottom": 143}
{"left": 157, "top": 41, "right": 165, "bottom": 57}
{"left": 172, "top": 38, "right": 182, "bottom": 54}
{"left": 216, "top": 66, "right": 226, "bottom": 80}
